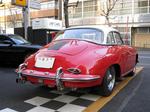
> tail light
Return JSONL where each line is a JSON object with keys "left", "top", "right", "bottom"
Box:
{"left": 67, "top": 68, "right": 81, "bottom": 74}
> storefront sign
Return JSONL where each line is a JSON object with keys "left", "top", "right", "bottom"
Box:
{"left": 32, "top": 18, "right": 63, "bottom": 30}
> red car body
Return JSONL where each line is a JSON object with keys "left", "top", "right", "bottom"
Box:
{"left": 16, "top": 26, "right": 138, "bottom": 96}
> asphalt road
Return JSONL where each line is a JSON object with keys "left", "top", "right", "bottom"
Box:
{"left": 0, "top": 49, "right": 150, "bottom": 112}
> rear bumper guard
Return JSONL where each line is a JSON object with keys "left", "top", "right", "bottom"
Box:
{"left": 55, "top": 67, "right": 64, "bottom": 90}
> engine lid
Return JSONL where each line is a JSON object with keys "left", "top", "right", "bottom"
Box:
{"left": 48, "top": 40, "right": 88, "bottom": 55}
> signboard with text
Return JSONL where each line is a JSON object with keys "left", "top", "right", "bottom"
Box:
{"left": 32, "top": 18, "right": 63, "bottom": 30}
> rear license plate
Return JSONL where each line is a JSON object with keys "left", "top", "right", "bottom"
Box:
{"left": 35, "top": 57, "right": 55, "bottom": 68}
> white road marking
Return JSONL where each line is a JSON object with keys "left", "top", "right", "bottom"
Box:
{"left": 27, "top": 106, "right": 54, "bottom": 112}
{"left": 54, "top": 95, "right": 77, "bottom": 103}
{"left": 58, "top": 104, "right": 85, "bottom": 112}
{"left": 24, "top": 96, "right": 50, "bottom": 106}
{"left": 0, "top": 108, "right": 18, "bottom": 112}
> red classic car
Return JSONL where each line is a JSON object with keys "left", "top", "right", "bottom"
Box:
{"left": 16, "top": 26, "right": 138, "bottom": 96}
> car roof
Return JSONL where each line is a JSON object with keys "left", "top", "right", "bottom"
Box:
{"left": 65, "top": 25, "right": 120, "bottom": 44}
{"left": 66, "top": 25, "right": 118, "bottom": 33}
{"left": 0, "top": 34, "right": 23, "bottom": 39}
{"left": 0, "top": 34, "right": 17, "bottom": 37}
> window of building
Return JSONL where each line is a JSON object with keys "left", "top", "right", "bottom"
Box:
{"left": 138, "top": 0, "right": 148, "bottom": 7}
{"left": 41, "top": 1, "right": 57, "bottom": 9}
{"left": 69, "top": 0, "right": 98, "bottom": 19}
{"left": 137, "top": 27, "right": 150, "bottom": 33}
{"left": 111, "top": 1, "right": 133, "bottom": 15}
{"left": 119, "top": 8, "right": 132, "bottom": 15}
{"left": 111, "top": 0, "right": 149, "bottom": 15}
{"left": 134, "top": 0, "right": 149, "bottom": 14}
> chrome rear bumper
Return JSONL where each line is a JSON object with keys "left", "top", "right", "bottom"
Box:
{"left": 16, "top": 64, "right": 100, "bottom": 90}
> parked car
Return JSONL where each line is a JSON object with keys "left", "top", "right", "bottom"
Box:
{"left": 16, "top": 26, "right": 138, "bottom": 96}
{"left": 0, "top": 34, "right": 42, "bottom": 66}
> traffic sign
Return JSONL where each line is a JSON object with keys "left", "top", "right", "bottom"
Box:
{"left": 11, "top": 0, "right": 27, "bottom": 7}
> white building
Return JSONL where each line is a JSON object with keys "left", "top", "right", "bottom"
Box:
{"left": 0, "top": 0, "right": 59, "bottom": 33}
{"left": 0, "top": 0, "right": 150, "bottom": 47}
{"left": 68, "top": 0, "right": 150, "bottom": 48}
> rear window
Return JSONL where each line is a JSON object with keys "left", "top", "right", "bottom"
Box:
{"left": 54, "top": 28, "right": 104, "bottom": 44}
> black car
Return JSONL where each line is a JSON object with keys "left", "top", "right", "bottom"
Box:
{"left": 0, "top": 34, "right": 42, "bottom": 66}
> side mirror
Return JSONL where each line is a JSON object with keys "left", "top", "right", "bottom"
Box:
{"left": 3, "top": 40, "right": 13, "bottom": 46}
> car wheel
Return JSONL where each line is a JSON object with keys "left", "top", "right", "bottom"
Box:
{"left": 99, "top": 66, "right": 116, "bottom": 96}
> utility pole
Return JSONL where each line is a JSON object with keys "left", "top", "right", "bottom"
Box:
{"left": 11, "top": 0, "right": 29, "bottom": 39}
{"left": 23, "top": 0, "right": 30, "bottom": 40}
{"left": 58, "top": 0, "right": 62, "bottom": 20}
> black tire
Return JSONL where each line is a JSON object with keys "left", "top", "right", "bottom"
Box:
{"left": 99, "top": 66, "right": 116, "bottom": 96}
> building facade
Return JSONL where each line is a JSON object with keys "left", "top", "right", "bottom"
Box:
{"left": 68, "top": 0, "right": 150, "bottom": 48}
{"left": 0, "top": 0, "right": 150, "bottom": 47}
{"left": 0, "top": 0, "right": 59, "bottom": 33}
{"left": 0, "top": 0, "right": 62, "bottom": 45}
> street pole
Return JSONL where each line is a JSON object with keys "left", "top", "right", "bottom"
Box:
{"left": 23, "top": 0, "right": 30, "bottom": 40}
{"left": 58, "top": 0, "right": 62, "bottom": 20}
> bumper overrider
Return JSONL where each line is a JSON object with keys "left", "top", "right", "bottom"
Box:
{"left": 16, "top": 63, "right": 101, "bottom": 90}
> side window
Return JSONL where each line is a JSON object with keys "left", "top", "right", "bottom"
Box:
{"left": 0, "top": 36, "right": 10, "bottom": 44}
{"left": 113, "top": 32, "right": 123, "bottom": 45}
{"left": 107, "top": 32, "right": 116, "bottom": 44}
{"left": 0, "top": 36, "right": 6, "bottom": 44}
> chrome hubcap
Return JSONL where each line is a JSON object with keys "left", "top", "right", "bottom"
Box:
{"left": 107, "top": 70, "right": 115, "bottom": 91}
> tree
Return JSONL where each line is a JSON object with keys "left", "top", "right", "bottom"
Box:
{"left": 100, "top": 0, "right": 119, "bottom": 26}
{"left": 64, "top": 0, "right": 69, "bottom": 28}
{"left": 63, "top": 0, "right": 79, "bottom": 28}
